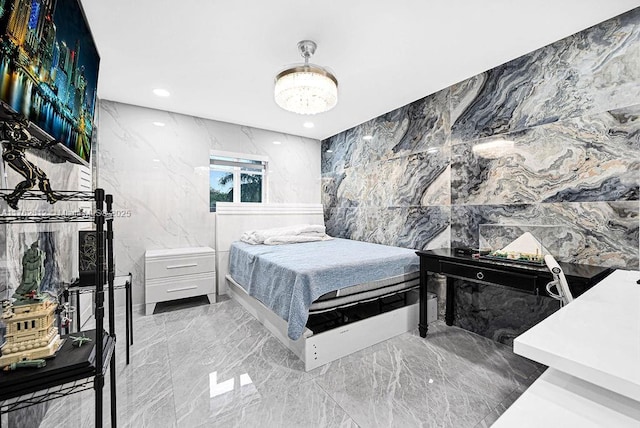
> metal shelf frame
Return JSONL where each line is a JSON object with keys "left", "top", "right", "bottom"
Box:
{"left": 61, "top": 273, "right": 134, "bottom": 364}
{"left": 0, "top": 189, "right": 96, "bottom": 202}
{"left": 0, "top": 188, "right": 118, "bottom": 428}
{"left": 2, "top": 378, "right": 94, "bottom": 413}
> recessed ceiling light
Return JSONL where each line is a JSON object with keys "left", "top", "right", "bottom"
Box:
{"left": 363, "top": 135, "right": 373, "bottom": 141}
{"left": 272, "top": 141, "right": 282, "bottom": 145}
{"left": 326, "top": 149, "right": 333, "bottom": 153}
{"left": 153, "top": 88, "right": 170, "bottom": 97}
{"left": 303, "top": 122, "right": 314, "bottom": 128}
{"left": 152, "top": 159, "right": 161, "bottom": 162}
{"left": 152, "top": 121, "right": 165, "bottom": 127}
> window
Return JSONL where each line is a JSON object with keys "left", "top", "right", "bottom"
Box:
{"left": 210, "top": 152, "right": 267, "bottom": 212}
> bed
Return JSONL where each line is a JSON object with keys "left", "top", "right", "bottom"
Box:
{"left": 230, "top": 238, "right": 420, "bottom": 340}
{"left": 215, "top": 203, "right": 430, "bottom": 371}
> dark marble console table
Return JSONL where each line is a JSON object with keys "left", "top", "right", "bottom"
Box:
{"left": 416, "top": 249, "right": 613, "bottom": 338}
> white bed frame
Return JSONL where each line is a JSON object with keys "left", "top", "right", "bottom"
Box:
{"left": 215, "top": 202, "right": 420, "bottom": 371}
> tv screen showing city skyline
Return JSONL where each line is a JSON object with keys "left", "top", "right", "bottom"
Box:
{"left": 0, "top": 0, "right": 100, "bottom": 164}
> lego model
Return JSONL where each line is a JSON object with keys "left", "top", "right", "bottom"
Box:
{"left": 0, "top": 298, "right": 62, "bottom": 368}
{"left": 483, "top": 232, "right": 547, "bottom": 265}
{"left": 0, "top": 242, "right": 62, "bottom": 368}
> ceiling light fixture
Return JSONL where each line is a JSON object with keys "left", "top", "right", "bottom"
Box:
{"left": 274, "top": 40, "right": 338, "bottom": 115}
{"left": 363, "top": 135, "right": 373, "bottom": 141}
{"left": 272, "top": 141, "right": 282, "bottom": 145}
{"left": 152, "top": 121, "right": 165, "bottom": 127}
{"left": 303, "top": 121, "right": 314, "bottom": 128}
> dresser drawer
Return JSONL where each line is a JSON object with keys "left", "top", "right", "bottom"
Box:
{"left": 146, "top": 252, "right": 215, "bottom": 280}
{"left": 145, "top": 272, "right": 215, "bottom": 304}
{"left": 440, "top": 261, "right": 538, "bottom": 293}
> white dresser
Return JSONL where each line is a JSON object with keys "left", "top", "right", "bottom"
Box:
{"left": 144, "top": 247, "right": 216, "bottom": 315}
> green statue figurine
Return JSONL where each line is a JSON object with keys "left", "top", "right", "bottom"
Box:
{"left": 12, "top": 241, "right": 45, "bottom": 303}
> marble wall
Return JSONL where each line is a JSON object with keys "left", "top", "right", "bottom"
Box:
{"left": 97, "top": 101, "right": 321, "bottom": 306}
{"left": 322, "top": 8, "right": 640, "bottom": 343}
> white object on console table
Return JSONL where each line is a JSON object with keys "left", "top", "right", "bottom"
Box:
{"left": 145, "top": 247, "right": 216, "bottom": 315}
{"left": 492, "top": 368, "right": 640, "bottom": 427}
{"left": 514, "top": 269, "right": 640, "bottom": 402}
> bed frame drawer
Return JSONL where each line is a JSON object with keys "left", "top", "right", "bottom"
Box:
{"left": 440, "top": 261, "right": 538, "bottom": 293}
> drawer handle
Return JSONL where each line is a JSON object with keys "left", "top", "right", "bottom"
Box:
{"left": 476, "top": 272, "right": 484, "bottom": 280}
{"left": 166, "top": 263, "right": 198, "bottom": 269}
{"left": 167, "top": 286, "right": 198, "bottom": 293}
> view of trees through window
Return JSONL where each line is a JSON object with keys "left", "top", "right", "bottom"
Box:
{"left": 210, "top": 169, "right": 233, "bottom": 209}
{"left": 239, "top": 172, "right": 263, "bottom": 202}
{"left": 210, "top": 155, "right": 266, "bottom": 211}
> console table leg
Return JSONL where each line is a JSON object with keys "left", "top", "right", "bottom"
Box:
{"left": 419, "top": 325, "right": 428, "bottom": 338}
{"left": 445, "top": 277, "right": 455, "bottom": 326}
{"left": 419, "top": 260, "right": 429, "bottom": 337}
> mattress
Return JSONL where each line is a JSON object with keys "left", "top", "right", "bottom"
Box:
{"left": 310, "top": 271, "right": 419, "bottom": 313}
{"left": 229, "top": 238, "right": 420, "bottom": 340}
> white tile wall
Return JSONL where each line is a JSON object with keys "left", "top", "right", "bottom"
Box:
{"left": 97, "top": 101, "right": 321, "bottom": 306}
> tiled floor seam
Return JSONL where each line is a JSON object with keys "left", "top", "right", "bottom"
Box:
{"left": 470, "top": 366, "right": 544, "bottom": 428}
{"left": 472, "top": 396, "right": 509, "bottom": 428}
{"left": 312, "top": 377, "right": 364, "bottom": 428}
{"left": 160, "top": 320, "right": 181, "bottom": 428}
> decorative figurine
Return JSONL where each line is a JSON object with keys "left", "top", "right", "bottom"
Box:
{"left": 12, "top": 241, "right": 46, "bottom": 304}
{"left": 0, "top": 244, "right": 62, "bottom": 368}
{"left": 69, "top": 333, "right": 92, "bottom": 348}
{"left": 59, "top": 301, "right": 75, "bottom": 330}
{"left": 0, "top": 112, "right": 60, "bottom": 210}
{"left": 3, "top": 358, "right": 46, "bottom": 371}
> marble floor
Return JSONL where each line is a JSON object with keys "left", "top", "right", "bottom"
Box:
{"left": 33, "top": 296, "right": 543, "bottom": 428}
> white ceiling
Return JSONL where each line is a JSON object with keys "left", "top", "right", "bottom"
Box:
{"left": 81, "top": 0, "right": 639, "bottom": 141}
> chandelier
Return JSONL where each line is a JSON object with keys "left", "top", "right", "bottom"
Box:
{"left": 274, "top": 40, "right": 338, "bottom": 115}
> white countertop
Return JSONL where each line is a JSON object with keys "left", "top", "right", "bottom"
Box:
{"left": 514, "top": 269, "right": 640, "bottom": 402}
{"left": 492, "top": 368, "right": 640, "bottom": 428}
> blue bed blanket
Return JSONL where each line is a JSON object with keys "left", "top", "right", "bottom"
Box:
{"left": 229, "top": 238, "right": 419, "bottom": 340}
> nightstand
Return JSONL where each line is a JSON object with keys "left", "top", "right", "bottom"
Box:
{"left": 144, "top": 247, "right": 216, "bottom": 315}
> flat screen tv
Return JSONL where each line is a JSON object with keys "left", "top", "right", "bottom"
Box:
{"left": 0, "top": 0, "right": 100, "bottom": 165}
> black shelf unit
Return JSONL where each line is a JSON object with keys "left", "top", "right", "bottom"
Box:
{"left": 0, "top": 188, "right": 117, "bottom": 428}
{"left": 61, "top": 273, "right": 133, "bottom": 365}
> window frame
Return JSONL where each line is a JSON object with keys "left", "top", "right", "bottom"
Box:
{"left": 209, "top": 150, "right": 268, "bottom": 212}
